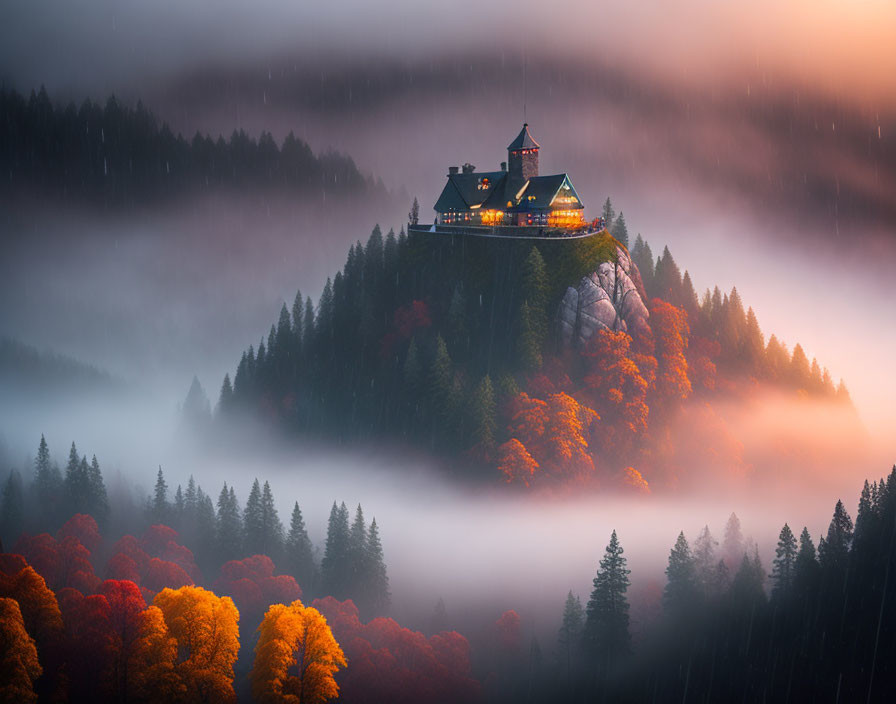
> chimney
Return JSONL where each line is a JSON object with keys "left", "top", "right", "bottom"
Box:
{"left": 448, "top": 166, "right": 459, "bottom": 175}
{"left": 500, "top": 161, "right": 507, "bottom": 172}
{"left": 462, "top": 162, "right": 476, "bottom": 174}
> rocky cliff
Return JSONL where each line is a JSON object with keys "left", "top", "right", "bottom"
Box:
{"left": 557, "top": 246, "right": 651, "bottom": 346}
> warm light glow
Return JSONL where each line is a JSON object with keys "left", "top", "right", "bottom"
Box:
{"left": 481, "top": 209, "right": 505, "bottom": 226}
{"left": 547, "top": 209, "right": 585, "bottom": 228}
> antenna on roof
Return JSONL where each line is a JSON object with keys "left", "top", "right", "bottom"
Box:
{"left": 523, "top": 50, "right": 527, "bottom": 124}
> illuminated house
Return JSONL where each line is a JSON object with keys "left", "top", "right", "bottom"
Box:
{"left": 433, "top": 124, "right": 586, "bottom": 230}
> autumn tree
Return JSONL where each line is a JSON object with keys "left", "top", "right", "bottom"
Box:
{"left": 0, "top": 597, "right": 42, "bottom": 704}
{"left": 152, "top": 586, "right": 240, "bottom": 703}
{"left": 251, "top": 599, "right": 346, "bottom": 704}
{"left": 128, "top": 605, "right": 183, "bottom": 703}
{"left": 650, "top": 299, "right": 691, "bottom": 404}
{"left": 496, "top": 439, "right": 539, "bottom": 487}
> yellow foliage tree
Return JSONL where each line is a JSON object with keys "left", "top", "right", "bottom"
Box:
{"left": 128, "top": 605, "right": 185, "bottom": 703}
{"left": 153, "top": 586, "right": 240, "bottom": 704}
{"left": 251, "top": 599, "right": 346, "bottom": 704}
{"left": 0, "top": 597, "right": 42, "bottom": 704}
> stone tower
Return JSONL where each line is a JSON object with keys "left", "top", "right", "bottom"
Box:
{"left": 507, "top": 123, "right": 539, "bottom": 191}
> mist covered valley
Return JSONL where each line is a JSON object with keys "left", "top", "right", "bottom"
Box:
{"left": 2, "top": 30, "right": 896, "bottom": 699}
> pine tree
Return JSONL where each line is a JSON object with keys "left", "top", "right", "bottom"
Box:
{"left": 409, "top": 197, "right": 419, "bottom": 225}
{"left": 601, "top": 197, "right": 615, "bottom": 230}
{"left": 664, "top": 531, "right": 697, "bottom": 613}
{"left": 364, "top": 517, "right": 390, "bottom": 617}
{"left": 321, "top": 501, "right": 351, "bottom": 598}
{"left": 217, "top": 374, "right": 234, "bottom": 416}
{"left": 217, "top": 483, "right": 243, "bottom": 564}
{"left": 285, "top": 502, "right": 315, "bottom": 592}
{"left": 790, "top": 344, "right": 811, "bottom": 389}
{"left": 731, "top": 548, "right": 767, "bottom": 606}
{"left": 195, "top": 487, "right": 218, "bottom": 574}
{"left": 722, "top": 513, "right": 744, "bottom": 567}
{"left": 818, "top": 499, "right": 853, "bottom": 572}
{"left": 470, "top": 375, "right": 497, "bottom": 447}
{"left": 630, "top": 235, "right": 654, "bottom": 294}
{"left": 87, "top": 455, "right": 109, "bottom": 527}
{"left": 429, "top": 336, "right": 454, "bottom": 432}
{"left": 610, "top": 211, "right": 629, "bottom": 248}
{"left": 771, "top": 523, "right": 798, "bottom": 598}
{"left": 258, "top": 480, "right": 283, "bottom": 558}
{"left": 182, "top": 376, "right": 212, "bottom": 429}
{"left": 520, "top": 247, "right": 549, "bottom": 342}
{"left": 0, "top": 469, "right": 24, "bottom": 545}
{"left": 516, "top": 302, "right": 542, "bottom": 373}
{"left": 557, "top": 591, "right": 584, "bottom": 686}
{"left": 585, "top": 531, "right": 631, "bottom": 678}
{"left": 173, "top": 485, "right": 185, "bottom": 528}
{"left": 244, "top": 479, "right": 264, "bottom": 555}
{"left": 741, "top": 307, "right": 766, "bottom": 374}
{"left": 793, "top": 526, "right": 820, "bottom": 597}
{"left": 680, "top": 271, "right": 698, "bottom": 316}
{"left": 349, "top": 504, "right": 367, "bottom": 597}
{"left": 693, "top": 525, "right": 718, "bottom": 595}
{"left": 147, "top": 466, "right": 169, "bottom": 525}
{"left": 291, "top": 288, "right": 304, "bottom": 354}
{"left": 64, "top": 442, "right": 89, "bottom": 517}
{"left": 33, "top": 435, "right": 61, "bottom": 510}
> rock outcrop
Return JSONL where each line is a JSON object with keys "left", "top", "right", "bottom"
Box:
{"left": 557, "top": 246, "right": 650, "bottom": 347}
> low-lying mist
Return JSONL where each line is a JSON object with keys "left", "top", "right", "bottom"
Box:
{"left": 3, "top": 375, "right": 886, "bottom": 645}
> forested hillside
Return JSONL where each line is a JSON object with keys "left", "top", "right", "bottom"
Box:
{"left": 0, "top": 86, "right": 390, "bottom": 206}
{"left": 218, "top": 215, "right": 854, "bottom": 490}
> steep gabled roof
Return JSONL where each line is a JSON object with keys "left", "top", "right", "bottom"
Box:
{"left": 434, "top": 171, "right": 508, "bottom": 211}
{"left": 508, "top": 174, "right": 583, "bottom": 211}
{"left": 507, "top": 123, "right": 539, "bottom": 151}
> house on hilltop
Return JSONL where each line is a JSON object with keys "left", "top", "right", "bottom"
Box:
{"left": 432, "top": 124, "right": 588, "bottom": 231}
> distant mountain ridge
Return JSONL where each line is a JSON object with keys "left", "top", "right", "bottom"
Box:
{"left": 0, "top": 336, "right": 121, "bottom": 393}
{"left": 0, "top": 85, "right": 393, "bottom": 208}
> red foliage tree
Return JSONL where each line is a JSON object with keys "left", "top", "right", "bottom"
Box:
{"left": 380, "top": 300, "right": 432, "bottom": 356}
{"left": 100, "top": 579, "right": 148, "bottom": 702}
{"left": 214, "top": 555, "right": 301, "bottom": 623}
{"left": 58, "top": 514, "right": 102, "bottom": 553}
{"left": 58, "top": 588, "right": 115, "bottom": 700}
{"left": 314, "top": 597, "right": 480, "bottom": 704}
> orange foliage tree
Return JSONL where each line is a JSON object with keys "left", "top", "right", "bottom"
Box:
{"left": 506, "top": 392, "right": 598, "bottom": 485}
{"left": 152, "top": 585, "right": 241, "bottom": 703}
{"left": 251, "top": 599, "right": 346, "bottom": 703}
{"left": 581, "top": 329, "right": 650, "bottom": 454}
{"left": 0, "top": 597, "right": 42, "bottom": 704}
{"left": 128, "top": 605, "right": 184, "bottom": 703}
{"left": 650, "top": 299, "right": 692, "bottom": 405}
{"left": 496, "top": 439, "right": 539, "bottom": 487}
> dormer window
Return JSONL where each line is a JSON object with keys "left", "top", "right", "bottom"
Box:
{"left": 477, "top": 177, "right": 490, "bottom": 190}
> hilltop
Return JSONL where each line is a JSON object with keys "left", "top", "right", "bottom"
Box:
{"left": 214, "top": 219, "right": 857, "bottom": 491}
